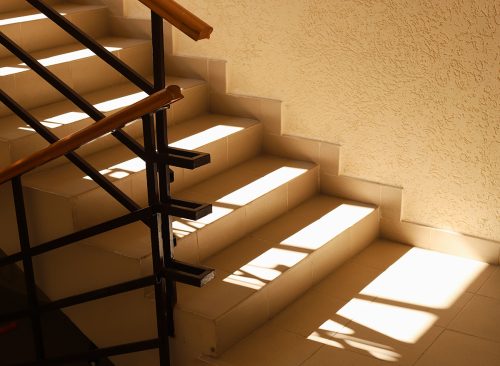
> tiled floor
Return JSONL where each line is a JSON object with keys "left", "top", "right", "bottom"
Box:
{"left": 214, "top": 240, "right": 500, "bottom": 366}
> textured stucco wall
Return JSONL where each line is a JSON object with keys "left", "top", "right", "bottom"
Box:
{"left": 124, "top": 0, "right": 499, "bottom": 241}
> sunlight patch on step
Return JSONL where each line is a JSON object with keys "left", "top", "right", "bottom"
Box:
{"left": 359, "top": 247, "right": 488, "bottom": 309}
{"left": 173, "top": 206, "right": 234, "bottom": 237}
{"left": 94, "top": 91, "right": 148, "bottom": 112}
{"left": 83, "top": 157, "right": 145, "bottom": 180}
{"left": 1, "top": 38, "right": 115, "bottom": 77}
{"left": 17, "top": 92, "right": 147, "bottom": 132}
{"left": 0, "top": 12, "right": 67, "bottom": 26}
{"left": 217, "top": 167, "right": 307, "bottom": 206}
{"left": 281, "top": 204, "right": 374, "bottom": 250}
{"left": 0, "top": 66, "right": 29, "bottom": 76}
{"left": 169, "top": 125, "right": 244, "bottom": 150}
{"left": 223, "top": 248, "right": 308, "bottom": 290}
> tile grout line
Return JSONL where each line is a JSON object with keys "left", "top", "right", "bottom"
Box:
{"left": 411, "top": 326, "right": 446, "bottom": 366}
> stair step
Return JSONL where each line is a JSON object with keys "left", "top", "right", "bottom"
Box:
{"left": 18, "top": 153, "right": 317, "bottom": 356}
{"left": 0, "top": 36, "right": 152, "bottom": 117}
{"left": 0, "top": 2, "right": 109, "bottom": 59}
{"left": 203, "top": 240, "right": 494, "bottom": 366}
{"left": 171, "top": 195, "right": 378, "bottom": 361}
{"left": 0, "top": 76, "right": 208, "bottom": 167}
{"left": 3, "top": 113, "right": 261, "bottom": 293}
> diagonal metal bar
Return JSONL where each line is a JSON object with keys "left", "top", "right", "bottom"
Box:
{"left": 0, "top": 32, "right": 146, "bottom": 158}
{"left": 11, "top": 177, "right": 45, "bottom": 361}
{"left": 27, "top": 0, "right": 154, "bottom": 94}
{"left": 0, "top": 207, "right": 151, "bottom": 269}
{"left": 0, "top": 90, "right": 145, "bottom": 221}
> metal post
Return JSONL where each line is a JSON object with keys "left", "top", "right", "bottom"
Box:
{"left": 142, "top": 114, "right": 171, "bottom": 366}
{"left": 151, "top": 11, "right": 177, "bottom": 337}
{"left": 11, "top": 177, "right": 45, "bottom": 361}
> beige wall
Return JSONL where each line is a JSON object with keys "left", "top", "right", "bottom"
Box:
{"left": 120, "top": 0, "right": 499, "bottom": 242}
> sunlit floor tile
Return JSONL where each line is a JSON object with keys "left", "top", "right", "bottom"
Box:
{"left": 333, "top": 320, "right": 444, "bottom": 365}
{"left": 414, "top": 330, "right": 500, "bottom": 366}
{"left": 300, "top": 346, "right": 390, "bottom": 366}
{"left": 220, "top": 325, "right": 321, "bottom": 366}
{"left": 359, "top": 247, "right": 490, "bottom": 310}
{"left": 448, "top": 294, "right": 500, "bottom": 343}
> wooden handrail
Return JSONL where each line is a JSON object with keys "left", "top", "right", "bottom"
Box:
{"left": 138, "top": 0, "right": 213, "bottom": 41}
{"left": 0, "top": 85, "right": 183, "bottom": 185}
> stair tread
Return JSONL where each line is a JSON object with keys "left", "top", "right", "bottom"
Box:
{"left": 0, "top": 35, "right": 150, "bottom": 70}
{"left": 176, "top": 195, "right": 376, "bottom": 320}
{"left": 21, "top": 113, "right": 258, "bottom": 195}
{"left": 0, "top": 76, "right": 206, "bottom": 143}
{"left": 0, "top": 2, "right": 107, "bottom": 26}
{"left": 68, "top": 152, "right": 309, "bottom": 258}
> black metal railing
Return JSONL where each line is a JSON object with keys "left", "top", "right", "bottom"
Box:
{"left": 0, "top": 1, "right": 214, "bottom": 365}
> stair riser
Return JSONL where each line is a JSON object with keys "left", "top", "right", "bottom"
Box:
{"left": 0, "top": 41, "right": 152, "bottom": 118}
{"left": 174, "top": 209, "right": 378, "bottom": 359}
{"left": 0, "top": 5, "right": 109, "bottom": 60}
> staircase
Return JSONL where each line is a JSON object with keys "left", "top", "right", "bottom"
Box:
{"left": 0, "top": 1, "right": 380, "bottom": 365}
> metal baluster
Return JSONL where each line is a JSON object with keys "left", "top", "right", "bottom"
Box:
{"left": 11, "top": 177, "right": 45, "bottom": 362}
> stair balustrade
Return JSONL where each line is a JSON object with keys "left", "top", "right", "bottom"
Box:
{"left": 0, "top": 1, "right": 214, "bottom": 365}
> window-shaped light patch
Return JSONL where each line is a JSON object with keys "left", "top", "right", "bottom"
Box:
{"left": 18, "top": 91, "right": 148, "bottom": 133}
{"left": 83, "top": 157, "right": 145, "bottom": 180}
{"left": 223, "top": 248, "right": 307, "bottom": 290}
{"left": 217, "top": 167, "right": 307, "bottom": 206}
{"left": 360, "top": 247, "right": 488, "bottom": 309}
{"left": 281, "top": 204, "right": 374, "bottom": 250}
{"left": 181, "top": 206, "right": 233, "bottom": 229}
{"left": 2, "top": 46, "right": 120, "bottom": 76}
{"left": 0, "top": 66, "right": 29, "bottom": 76}
{"left": 307, "top": 320, "right": 351, "bottom": 348}
{"left": 34, "top": 47, "right": 122, "bottom": 67}
{"left": 172, "top": 220, "right": 197, "bottom": 238}
{"left": 336, "top": 298, "right": 437, "bottom": 344}
{"left": 0, "top": 13, "right": 54, "bottom": 26}
{"left": 169, "top": 125, "right": 244, "bottom": 150}
{"left": 94, "top": 91, "right": 148, "bottom": 112}
{"left": 336, "top": 335, "right": 401, "bottom": 362}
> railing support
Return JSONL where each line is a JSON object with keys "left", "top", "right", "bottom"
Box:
{"left": 11, "top": 177, "right": 45, "bottom": 361}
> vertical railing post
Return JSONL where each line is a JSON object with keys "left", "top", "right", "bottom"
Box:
{"left": 142, "top": 113, "right": 171, "bottom": 366}
{"left": 151, "top": 10, "right": 177, "bottom": 337}
{"left": 11, "top": 177, "right": 45, "bottom": 362}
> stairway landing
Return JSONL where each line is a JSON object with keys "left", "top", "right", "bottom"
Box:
{"left": 200, "top": 240, "right": 500, "bottom": 366}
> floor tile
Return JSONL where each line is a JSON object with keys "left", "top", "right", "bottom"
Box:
{"left": 299, "top": 346, "right": 390, "bottom": 366}
{"left": 449, "top": 294, "right": 500, "bottom": 342}
{"left": 220, "top": 325, "right": 321, "bottom": 366}
{"left": 358, "top": 247, "right": 490, "bottom": 310}
{"left": 478, "top": 266, "right": 500, "bottom": 300}
{"left": 351, "top": 239, "right": 411, "bottom": 270}
{"left": 415, "top": 330, "right": 500, "bottom": 366}
{"left": 271, "top": 293, "right": 350, "bottom": 338}
{"left": 308, "top": 262, "right": 383, "bottom": 302}
{"left": 334, "top": 319, "right": 444, "bottom": 365}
